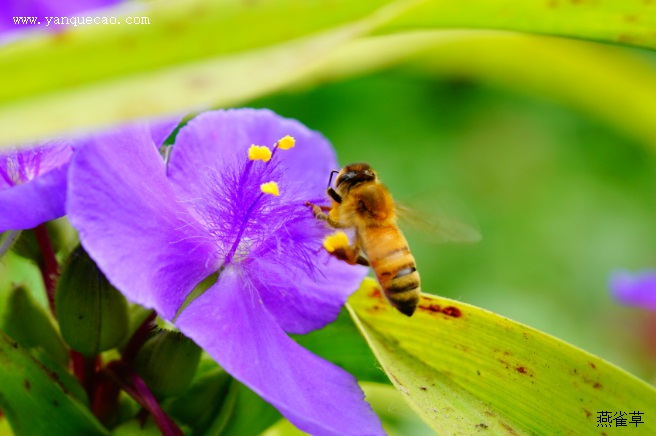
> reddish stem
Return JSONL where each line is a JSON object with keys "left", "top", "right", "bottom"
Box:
{"left": 92, "top": 372, "right": 121, "bottom": 426}
{"left": 71, "top": 352, "right": 99, "bottom": 401}
{"left": 33, "top": 224, "right": 59, "bottom": 315}
{"left": 122, "top": 311, "right": 157, "bottom": 364}
{"left": 105, "top": 361, "right": 183, "bottom": 436}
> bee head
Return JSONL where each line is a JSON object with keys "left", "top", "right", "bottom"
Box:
{"left": 330, "top": 163, "right": 377, "bottom": 193}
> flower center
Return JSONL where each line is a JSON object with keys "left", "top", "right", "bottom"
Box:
{"left": 220, "top": 136, "right": 295, "bottom": 267}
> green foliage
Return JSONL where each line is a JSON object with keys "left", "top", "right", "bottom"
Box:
{"left": 1, "top": 0, "right": 655, "bottom": 145}
{"left": 0, "top": 332, "right": 107, "bottom": 435}
{"left": 1, "top": 284, "right": 69, "bottom": 367}
{"left": 348, "top": 278, "right": 656, "bottom": 434}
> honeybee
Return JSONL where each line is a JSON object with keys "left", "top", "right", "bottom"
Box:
{"left": 307, "top": 162, "right": 480, "bottom": 317}
{"left": 307, "top": 163, "right": 422, "bottom": 316}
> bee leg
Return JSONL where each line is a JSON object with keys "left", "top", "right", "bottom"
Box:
{"left": 305, "top": 202, "right": 347, "bottom": 228}
{"left": 331, "top": 244, "right": 370, "bottom": 267}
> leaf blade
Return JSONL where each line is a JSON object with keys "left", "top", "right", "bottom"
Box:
{"left": 347, "top": 278, "right": 656, "bottom": 434}
{"left": 0, "top": 331, "right": 108, "bottom": 435}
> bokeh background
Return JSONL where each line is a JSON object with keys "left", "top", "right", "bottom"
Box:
{"left": 251, "top": 64, "right": 656, "bottom": 380}
{"left": 2, "top": 1, "right": 656, "bottom": 434}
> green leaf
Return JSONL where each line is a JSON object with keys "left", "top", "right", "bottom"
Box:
{"left": 379, "top": 0, "right": 656, "bottom": 49}
{"left": 1, "top": 0, "right": 655, "bottom": 146}
{"left": 1, "top": 284, "right": 69, "bottom": 368}
{"left": 294, "top": 308, "right": 389, "bottom": 384}
{"left": 347, "top": 278, "right": 656, "bottom": 434}
{"left": 218, "top": 381, "right": 281, "bottom": 436}
{"left": 298, "top": 30, "right": 656, "bottom": 149}
{"left": 0, "top": 0, "right": 397, "bottom": 146}
{"left": 165, "top": 366, "right": 232, "bottom": 434}
{"left": 0, "top": 331, "right": 108, "bottom": 435}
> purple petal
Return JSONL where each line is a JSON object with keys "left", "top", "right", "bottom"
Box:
{"left": 175, "top": 269, "right": 384, "bottom": 436}
{"left": 252, "top": 246, "right": 367, "bottom": 335}
{"left": 67, "top": 123, "right": 217, "bottom": 319}
{"left": 0, "top": 163, "right": 67, "bottom": 231}
{"left": 167, "top": 109, "right": 364, "bottom": 332}
{"left": 148, "top": 116, "right": 184, "bottom": 148}
{"left": 610, "top": 270, "right": 656, "bottom": 311}
{"left": 169, "top": 109, "right": 338, "bottom": 204}
{"left": 0, "top": 142, "right": 72, "bottom": 231}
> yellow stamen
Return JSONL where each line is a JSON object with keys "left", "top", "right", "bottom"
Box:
{"left": 248, "top": 145, "right": 272, "bottom": 162}
{"left": 323, "top": 231, "right": 349, "bottom": 253}
{"left": 277, "top": 135, "right": 295, "bottom": 150}
{"left": 260, "top": 181, "right": 279, "bottom": 196}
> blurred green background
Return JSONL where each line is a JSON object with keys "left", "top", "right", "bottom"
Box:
{"left": 249, "top": 65, "right": 656, "bottom": 382}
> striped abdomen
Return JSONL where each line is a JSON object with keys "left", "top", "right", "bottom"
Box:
{"left": 362, "top": 226, "right": 421, "bottom": 316}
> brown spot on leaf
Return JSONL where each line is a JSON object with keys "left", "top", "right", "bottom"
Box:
{"left": 369, "top": 287, "right": 383, "bottom": 299}
{"left": 477, "top": 423, "right": 489, "bottom": 429}
{"left": 52, "top": 399, "right": 59, "bottom": 407}
{"left": 588, "top": 362, "right": 596, "bottom": 370}
{"left": 484, "top": 411, "right": 495, "bottom": 417}
{"left": 593, "top": 382, "right": 602, "bottom": 389}
{"left": 515, "top": 366, "right": 527, "bottom": 374}
{"left": 624, "top": 15, "right": 639, "bottom": 23}
{"left": 419, "top": 386, "right": 427, "bottom": 391}
{"left": 547, "top": 0, "right": 558, "bottom": 8}
{"left": 618, "top": 34, "right": 637, "bottom": 44}
{"left": 419, "top": 303, "right": 441, "bottom": 313}
{"left": 584, "top": 408, "right": 592, "bottom": 418}
{"left": 501, "top": 422, "right": 518, "bottom": 435}
{"left": 442, "top": 306, "right": 462, "bottom": 317}
{"left": 24, "top": 380, "right": 30, "bottom": 390}
{"left": 477, "top": 370, "right": 481, "bottom": 376}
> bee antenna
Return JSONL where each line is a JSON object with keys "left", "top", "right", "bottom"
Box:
{"left": 328, "top": 170, "right": 339, "bottom": 188}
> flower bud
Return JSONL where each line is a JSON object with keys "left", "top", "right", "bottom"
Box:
{"left": 55, "top": 246, "right": 129, "bottom": 356}
{"left": 134, "top": 330, "right": 202, "bottom": 397}
{"left": 1, "top": 284, "right": 69, "bottom": 367}
{"left": 11, "top": 219, "right": 71, "bottom": 262}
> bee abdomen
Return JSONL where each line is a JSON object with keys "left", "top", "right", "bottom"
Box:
{"left": 382, "top": 267, "right": 420, "bottom": 317}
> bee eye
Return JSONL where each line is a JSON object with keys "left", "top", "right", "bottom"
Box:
{"left": 336, "top": 171, "right": 355, "bottom": 186}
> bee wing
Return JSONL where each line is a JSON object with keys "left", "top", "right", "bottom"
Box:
{"left": 395, "top": 192, "right": 481, "bottom": 244}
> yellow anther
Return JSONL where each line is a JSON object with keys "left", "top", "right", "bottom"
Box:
{"left": 323, "top": 231, "right": 349, "bottom": 253}
{"left": 248, "top": 145, "right": 272, "bottom": 162}
{"left": 277, "top": 135, "right": 295, "bottom": 150}
{"left": 260, "top": 181, "right": 279, "bottom": 196}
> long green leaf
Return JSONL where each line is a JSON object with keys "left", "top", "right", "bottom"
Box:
{"left": 0, "top": 331, "right": 108, "bottom": 435}
{"left": 298, "top": 30, "right": 656, "bottom": 150}
{"left": 380, "top": 0, "right": 656, "bottom": 49}
{"left": 0, "top": 0, "right": 402, "bottom": 146}
{"left": 1, "top": 0, "right": 655, "bottom": 146}
{"left": 347, "top": 278, "right": 656, "bottom": 434}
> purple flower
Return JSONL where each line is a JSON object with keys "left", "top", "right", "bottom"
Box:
{"left": 0, "top": 141, "right": 71, "bottom": 231}
{"left": 68, "top": 109, "right": 384, "bottom": 435}
{"left": 610, "top": 270, "right": 656, "bottom": 311}
{"left": 0, "top": 119, "right": 179, "bottom": 233}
